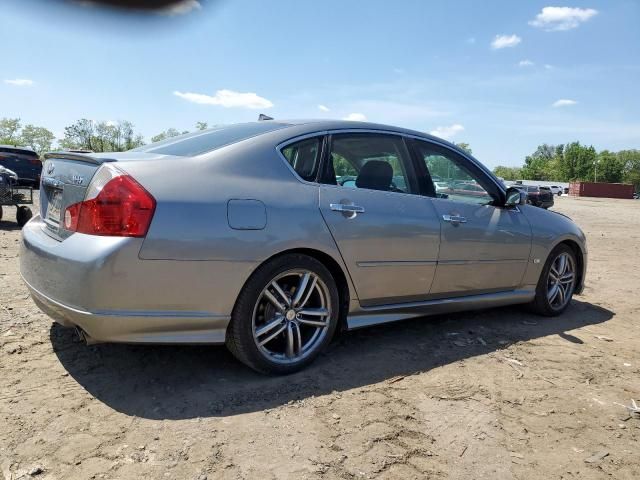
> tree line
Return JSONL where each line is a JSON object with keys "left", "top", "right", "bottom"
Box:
{"left": 0, "top": 117, "right": 212, "bottom": 155}
{"left": 493, "top": 142, "right": 640, "bottom": 189}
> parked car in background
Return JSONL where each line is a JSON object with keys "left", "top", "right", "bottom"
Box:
{"left": 0, "top": 146, "right": 42, "bottom": 188}
{"left": 549, "top": 185, "right": 563, "bottom": 196}
{"left": 519, "top": 185, "right": 554, "bottom": 209}
{"left": 21, "top": 120, "right": 586, "bottom": 374}
{"left": 0, "top": 165, "right": 19, "bottom": 183}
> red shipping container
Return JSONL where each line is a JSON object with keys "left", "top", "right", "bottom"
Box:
{"left": 569, "top": 182, "right": 634, "bottom": 199}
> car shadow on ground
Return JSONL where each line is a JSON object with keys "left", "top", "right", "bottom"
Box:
{"left": 0, "top": 220, "right": 23, "bottom": 231}
{"left": 50, "top": 299, "right": 613, "bottom": 420}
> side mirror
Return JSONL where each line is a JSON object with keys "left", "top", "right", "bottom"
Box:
{"left": 505, "top": 187, "right": 527, "bottom": 207}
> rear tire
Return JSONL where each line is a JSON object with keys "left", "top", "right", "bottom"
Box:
{"left": 529, "top": 244, "right": 577, "bottom": 316}
{"left": 16, "top": 206, "right": 32, "bottom": 227}
{"left": 0, "top": 205, "right": 3, "bottom": 221}
{"left": 226, "top": 253, "right": 340, "bottom": 374}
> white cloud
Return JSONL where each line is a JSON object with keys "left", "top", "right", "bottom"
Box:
{"left": 544, "top": 64, "right": 554, "bottom": 70}
{"left": 429, "top": 124, "right": 465, "bottom": 140}
{"left": 529, "top": 7, "right": 598, "bottom": 31}
{"left": 343, "top": 113, "right": 367, "bottom": 121}
{"left": 518, "top": 59, "right": 534, "bottom": 67}
{"left": 4, "top": 78, "right": 34, "bottom": 87}
{"left": 491, "top": 34, "right": 522, "bottom": 50}
{"left": 552, "top": 99, "right": 578, "bottom": 108}
{"left": 318, "top": 104, "right": 330, "bottom": 112}
{"left": 159, "top": 0, "right": 202, "bottom": 15}
{"left": 173, "top": 89, "right": 273, "bottom": 109}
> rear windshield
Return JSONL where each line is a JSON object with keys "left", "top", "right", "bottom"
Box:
{"left": 131, "top": 122, "right": 290, "bottom": 157}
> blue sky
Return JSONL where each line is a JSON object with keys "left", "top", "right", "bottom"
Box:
{"left": 1, "top": 0, "right": 639, "bottom": 167}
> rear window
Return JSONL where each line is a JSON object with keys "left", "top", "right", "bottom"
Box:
{"left": 131, "top": 122, "right": 289, "bottom": 157}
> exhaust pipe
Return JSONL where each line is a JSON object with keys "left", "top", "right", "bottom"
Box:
{"left": 75, "top": 327, "right": 100, "bottom": 345}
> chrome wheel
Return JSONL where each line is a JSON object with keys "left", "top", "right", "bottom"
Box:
{"left": 252, "top": 269, "right": 331, "bottom": 364}
{"left": 547, "top": 252, "right": 575, "bottom": 310}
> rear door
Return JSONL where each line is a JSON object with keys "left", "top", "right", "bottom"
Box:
{"left": 410, "top": 139, "right": 532, "bottom": 296}
{"left": 317, "top": 132, "right": 441, "bottom": 306}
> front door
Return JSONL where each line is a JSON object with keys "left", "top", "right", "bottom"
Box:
{"left": 318, "top": 133, "right": 441, "bottom": 306}
{"left": 411, "top": 140, "right": 532, "bottom": 296}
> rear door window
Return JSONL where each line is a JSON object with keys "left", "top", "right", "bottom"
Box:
{"left": 280, "top": 137, "right": 322, "bottom": 182}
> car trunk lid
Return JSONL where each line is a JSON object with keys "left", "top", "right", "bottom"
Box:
{"left": 40, "top": 152, "right": 118, "bottom": 240}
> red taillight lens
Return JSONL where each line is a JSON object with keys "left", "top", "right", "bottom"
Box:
{"left": 64, "top": 172, "right": 155, "bottom": 237}
{"left": 29, "top": 159, "right": 42, "bottom": 165}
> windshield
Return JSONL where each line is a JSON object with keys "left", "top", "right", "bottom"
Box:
{"left": 130, "top": 122, "right": 290, "bottom": 157}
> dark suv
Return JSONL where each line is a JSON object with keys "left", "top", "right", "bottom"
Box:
{"left": 0, "top": 146, "right": 42, "bottom": 188}
{"left": 520, "top": 185, "right": 554, "bottom": 209}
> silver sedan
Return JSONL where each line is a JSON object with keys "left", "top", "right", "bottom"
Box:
{"left": 20, "top": 120, "right": 587, "bottom": 374}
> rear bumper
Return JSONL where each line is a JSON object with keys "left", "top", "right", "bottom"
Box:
{"left": 24, "top": 276, "right": 230, "bottom": 344}
{"left": 19, "top": 215, "right": 254, "bottom": 344}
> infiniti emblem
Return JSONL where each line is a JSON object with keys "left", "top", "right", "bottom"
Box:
{"left": 46, "top": 162, "right": 55, "bottom": 175}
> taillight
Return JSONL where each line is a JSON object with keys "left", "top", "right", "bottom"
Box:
{"left": 64, "top": 166, "right": 155, "bottom": 237}
{"left": 29, "top": 159, "right": 41, "bottom": 165}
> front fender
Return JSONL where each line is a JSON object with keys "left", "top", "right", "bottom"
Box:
{"left": 519, "top": 206, "right": 587, "bottom": 293}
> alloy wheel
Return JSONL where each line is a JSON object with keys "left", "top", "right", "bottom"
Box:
{"left": 547, "top": 252, "right": 575, "bottom": 310}
{"left": 252, "top": 269, "right": 332, "bottom": 364}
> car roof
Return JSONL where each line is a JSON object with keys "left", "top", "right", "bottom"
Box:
{"left": 0, "top": 145, "right": 38, "bottom": 156}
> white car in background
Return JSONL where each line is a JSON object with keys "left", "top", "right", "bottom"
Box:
{"left": 549, "top": 186, "right": 563, "bottom": 196}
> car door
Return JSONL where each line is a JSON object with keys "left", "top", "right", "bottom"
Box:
{"left": 318, "top": 132, "right": 441, "bottom": 306}
{"left": 410, "top": 139, "right": 532, "bottom": 296}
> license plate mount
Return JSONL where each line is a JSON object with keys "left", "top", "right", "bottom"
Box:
{"left": 46, "top": 189, "right": 63, "bottom": 223}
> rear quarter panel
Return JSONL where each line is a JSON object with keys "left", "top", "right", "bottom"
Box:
{"left": 116, "top": 137, "right": 355, "bottom": 309}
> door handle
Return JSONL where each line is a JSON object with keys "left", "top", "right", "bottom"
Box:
{"left": 442, "top": 214, "right": 467, "bottom": 224}
{"left": 330, "top": 203, "right": 365, "bottom": 214}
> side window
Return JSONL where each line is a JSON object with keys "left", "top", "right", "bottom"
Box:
{"left": 415, "top": 141, "right": 495, "bottom": 205}
{"left": 281, "top": 137, "right": 322, "bottom": 182}
{"left": 324, "top": 134, "right": 415, "bottom": 194}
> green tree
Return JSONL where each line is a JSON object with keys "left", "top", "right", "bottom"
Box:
{"left": 60, "top": 119, "right": 144, "bottom": 152}
{"left": 20, "top": 125, "right": 56, "bottom": 155}
{"left": 195, "top": 121, "right": 208, "bottom": 131}
{"left": 455, "top": 142, "right": 472, "bottom": 155}
{"left": 151, "top": 128, "right": 182, "bottom": 143}
{"left": 618, "top": 150, "right": 640, "bottom": 189}
{"left": 0, "top": 117, "right": 22, "bottom": 144}
{"left": 563, "top": 142, "right": 597, "bottom": 181}
{"left": 493, "top": 166, "right": 522, "bottom": 181}
{"left": 596, "top": 150, "right": 624, "bottom": 183}
{"left": 521, "top": 144, "right": 557, "bottom": 180}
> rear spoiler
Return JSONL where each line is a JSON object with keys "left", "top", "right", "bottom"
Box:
{"left": 43, "top": 152, "right": 118, "bottom": 165}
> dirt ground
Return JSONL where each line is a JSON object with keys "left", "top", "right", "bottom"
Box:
{"left": 1, "top": 194, "right": 639, "bottom": 480}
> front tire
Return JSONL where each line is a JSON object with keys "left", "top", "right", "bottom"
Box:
{"left": 226, "top": 254, "right": 340, "bottom": 374}
{"left": 529, "top": 244, "right": 577, "bottom": 316}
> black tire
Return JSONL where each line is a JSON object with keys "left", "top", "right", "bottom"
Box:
{"left": 529, "top": 244, "right": 577, "bottom": 316}
{"left": 16, "top": 206, "right": 32, "bottom": 227}
{"left": 0, "top": 205, "right": 3, "bottom": 221}
{"left": 226, "top": 253, "right": 340, "bottom": 375}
